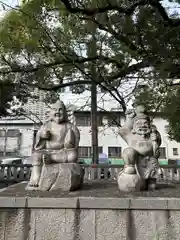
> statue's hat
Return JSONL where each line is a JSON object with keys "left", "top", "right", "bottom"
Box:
{"left": 133, "top": 105, "right": 150, "bottom": 123}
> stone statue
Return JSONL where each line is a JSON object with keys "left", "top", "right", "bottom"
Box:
{"left": 117, "top": 105, "right": 161, "bottom": 192}
{"left": 26, "top": 100, "right": 82, "bottom": 191}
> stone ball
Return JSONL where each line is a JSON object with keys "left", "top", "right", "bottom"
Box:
{"left": 117, "top": 172, "right": 142, "bottom": 192}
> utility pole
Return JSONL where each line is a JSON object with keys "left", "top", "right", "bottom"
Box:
{"left": 89, "top": 25, "right": 99, "bottom": 164}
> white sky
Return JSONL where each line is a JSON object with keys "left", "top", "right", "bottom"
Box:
{"left": 0, "top": 0, "right": 19, "bottom": 18}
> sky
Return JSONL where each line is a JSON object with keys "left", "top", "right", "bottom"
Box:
{"left": 0, "top": 0, "right": 19, "bottom": 18}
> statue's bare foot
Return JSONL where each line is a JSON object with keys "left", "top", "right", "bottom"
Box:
{"left": 27, "top": 178, "right": 39, "bottom": 189}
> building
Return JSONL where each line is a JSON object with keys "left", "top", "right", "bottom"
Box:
{"left": 0, "top": 110, "right": 180, "bottom": 164}
{"left": 74, "top": 111, "right": 180, "bottom": 164}
{"left": 0, "top": 87, "right": 180, "bottom": 162}
{"left": 22, "top": 88, "right": 47, "bottom": 121}
{"left": 0, "top": 116, "right": 37, "bottom": 157}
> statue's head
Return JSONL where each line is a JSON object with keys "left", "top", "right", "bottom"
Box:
{"left": 50, "top": 100, "right": 68, "bottom": 124}
{"left": 132, "top": 105, "right": 151, "bottom": 136}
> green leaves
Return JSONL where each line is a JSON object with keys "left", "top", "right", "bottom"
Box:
{"left": 1, "top": 0, "right": 180, "bottom": 127}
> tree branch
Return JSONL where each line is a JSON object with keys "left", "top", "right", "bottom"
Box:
{"left": 0, "top": 56, "right": 110, "bottom": 74}
{"left": 19, "top": 79, "right": 92, "bottom": 91}
{"left": 92, "top": 17, "right": 140, "bottom": 53}
{"left": 12, "top": 55, "right": 158, "bottom": 92}
{"left": 60, "top": 0, "right": 148, "bottom": 16}
{"left": 109, "top": 56, "right": 158, "bottom": 81}
{"left": 61, "top": 0, "right": 180, "bottom": 28}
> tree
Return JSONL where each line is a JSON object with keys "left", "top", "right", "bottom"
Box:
{"left": 0, "top": 0, "right": 178, "bottom": 108}
{"left": 1, "top": 0, "right": 180, "bottom": 140}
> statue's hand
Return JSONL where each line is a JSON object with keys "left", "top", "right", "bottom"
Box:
{"left": 154, "top": 149, "right": 160, "bottom": 159}
{"left": 126, "top": 109, "right": 136, "bottom": 119}
{"left": 41, "top": 130, "right": 51, "bottom": 140}
{"left": 151, "top": 133, "right": 157, "bottom": 141}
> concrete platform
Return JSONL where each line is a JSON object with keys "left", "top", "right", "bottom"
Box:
{"left": 0, "top": 181, "right": 180, "bottom": 240}
{"left": 0, "top": 180, "right": 178, "bottom": 198}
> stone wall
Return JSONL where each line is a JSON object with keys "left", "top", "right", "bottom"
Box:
{"left": 0, "top": 197, "right": 180, "bottom": 240}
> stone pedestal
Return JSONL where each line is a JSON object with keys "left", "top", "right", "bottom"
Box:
{"left": 28, "top": 163, "right": 84, "bottom": 191}
{"left": 117, "top": 171, "right": 142, "bottom": 192}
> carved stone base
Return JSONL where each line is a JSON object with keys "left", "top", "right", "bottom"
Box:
{"left": 27, "top": 163, "right": 84, "bottom": 191}
{"left": 117, "top": 171, "right": 142, "bottom": 192}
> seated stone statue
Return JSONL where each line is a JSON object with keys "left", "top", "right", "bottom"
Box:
{"left": 26, "top": 100, "right": 81, "bottom": 191}
{"left": 118, "top": 105, "right": 161, "bottom": 192}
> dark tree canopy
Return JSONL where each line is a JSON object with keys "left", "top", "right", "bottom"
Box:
{"left": 1, "top": 0, "right": 180, "bottom": 141}
{"left": 0, "top": 81, "right": 14, "bottom": 115}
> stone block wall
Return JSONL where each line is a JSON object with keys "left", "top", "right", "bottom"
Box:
{"left": 0, "top": 197, "right": 180, "bottom": 239}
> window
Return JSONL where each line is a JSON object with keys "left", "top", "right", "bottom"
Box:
{"left": 6, "top": 152, "right": 16, "bottom": 157}
{"left": 76, "top": 115, "right": 91, "bottom": 126}
{"left": 7, "top": 130, "right": 20, "bottom": 137}
{"left": 78, "top": 146, "right": 103, "bottom": 158}
{"left": 108, "top": 116, "right": 121, "bottom": 127}
{"left": 12, "top": 159, "right": 22, "bottom": 164}
{"left": 98, "top": 116, "right": 103, "bottom": 126}
{"left": 0, "top": 129, "right": 5, "bottom": 137}
{"left": 75, "top": 114, "right": 103, "bottom": 126}
{"left": 159, "top": 147, "right": 166, "bottom": 159}
{"left": 173, "top": 148, "right": 178, "bottom": 156}
{"left": 78, "top": 147, "right": 91, "bottom": 158}
{"left": 98, "top": 147, "right": 103, "bottom": 154}
{"left": 6, "top": 138, "right": 19, "bottom": 152}
{"left": 0, "top": 129, "right": 6, "bottom": 154}
{"left": 108, "top": 147, "right": 121, "bottom": 158}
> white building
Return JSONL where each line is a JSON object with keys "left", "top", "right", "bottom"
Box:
{"left": 0, "top": 89, "right": 180, "bottom": 162}
{"left": 0, "top": 110, "right": 180, "bottom": 163}
{"left": 75, "top": 110, "right": 180, "bottom": 163}
{"left": 0, "top": 116, "right": 37, "bottom": 157}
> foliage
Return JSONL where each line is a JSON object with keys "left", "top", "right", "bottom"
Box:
{"left": 0, "top": 81, "right": 14, "bottom": 115}
{"left": 1, "top": 0, "right": 180, "bottom": 141}
{"left": 161, "top": 88, "right": 180, "bottom": 142}
{"left": 0, "top": 80, "right": 29, "bottom": 116}
{"left": 134, "top": 81, "right": 180, "bottom": 142}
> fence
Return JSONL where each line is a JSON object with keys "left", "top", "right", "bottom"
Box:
{"left": 0, "top": 164, "right": 180, "bottom": 183}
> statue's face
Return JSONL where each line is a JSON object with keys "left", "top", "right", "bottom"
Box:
{"left": 51, "top": 103, "right": 66, "bottom": 124}
{"left": 133, "top": 119, "right": 150, "bottom": 136}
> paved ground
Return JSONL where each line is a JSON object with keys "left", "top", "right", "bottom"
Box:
{"left": 0, "top": 180, "right": 179, "bottom": 198}
{"left": 0, "top": 182, "right": 13, "bottom": 189}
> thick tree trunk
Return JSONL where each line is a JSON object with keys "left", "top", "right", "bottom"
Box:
{"left": 89, "top": 26, "right": 99, "bottom": 164}
{"left": 91, "top": 79, "right": 98, "bottom": 164}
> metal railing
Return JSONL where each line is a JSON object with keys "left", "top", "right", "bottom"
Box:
{"left": 0, "top": 164, "right": 32, "bottom": 182}
{"left": 0, "top": 164, "right": 180, "bottom": 183}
